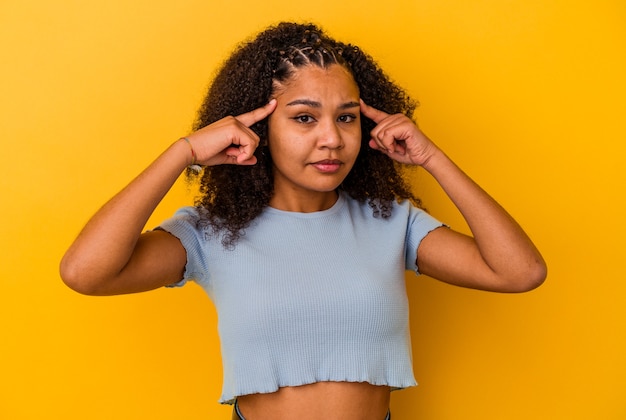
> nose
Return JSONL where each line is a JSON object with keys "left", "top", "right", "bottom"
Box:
{"left": 317, "top": 120, "right": 344, "bottom": 150}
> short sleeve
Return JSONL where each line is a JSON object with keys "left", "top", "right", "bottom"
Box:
{"left": 404, "top": 205, "right": 447, "bottom": 275}
{"left": 155, "top": 206, "right": 209, "bottom": 288}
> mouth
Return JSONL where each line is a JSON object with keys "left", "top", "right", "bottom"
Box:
{"left": 310, "top": 159, "right": 343, "bottom": 173}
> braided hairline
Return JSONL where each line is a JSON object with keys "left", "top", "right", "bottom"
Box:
{"left": 280, "top": 45, "right": 343, "bottom": 66}
{"left": 273, "top": 29, "right": 349, "bottom": 82}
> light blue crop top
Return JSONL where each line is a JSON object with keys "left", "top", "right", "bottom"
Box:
{"left": 157, "top": 192, "right": 444, "bottom": 404}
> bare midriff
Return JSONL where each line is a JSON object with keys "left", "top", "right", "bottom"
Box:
{"left": 236, "top": 381, "right": 391, "bottom": 420}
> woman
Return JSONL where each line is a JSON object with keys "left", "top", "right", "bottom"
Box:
{"left": 60, "top": 22, "right": 546, "bottom": 420}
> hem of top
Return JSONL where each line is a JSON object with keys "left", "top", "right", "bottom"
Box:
{"left": 414, "top": 223, "right": 449, "bottom": 275}
{"left": 219, "top": 379, "right": 418, "bottom": 405}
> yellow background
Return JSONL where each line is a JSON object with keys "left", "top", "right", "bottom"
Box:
{"left": 1, "top": 1, "right": 625, "bottom": 419}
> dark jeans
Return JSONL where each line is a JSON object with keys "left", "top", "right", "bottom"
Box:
{"left": 232, "top": 400, "right": 391, "bottom": 419}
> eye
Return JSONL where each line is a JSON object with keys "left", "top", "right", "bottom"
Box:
{"left": 338, "top": 114, "right": 357, "bottom": 123}
{"left": 293, "top": 114, "right": 315, "bottom": 124}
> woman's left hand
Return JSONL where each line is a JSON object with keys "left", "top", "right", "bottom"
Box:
{"left": 360, "top": 99, "right": 439, "bottom": 166}
{"left": 361, "top": 100, "right": 546, "bottom": 293}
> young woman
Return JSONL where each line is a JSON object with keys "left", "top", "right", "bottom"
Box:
{"left": 60, "top": 22, "right": 546, "bottom": 420}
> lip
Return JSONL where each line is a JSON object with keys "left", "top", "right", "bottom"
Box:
{"left": 310, "top": 159, "right": 343, "bottom": 173}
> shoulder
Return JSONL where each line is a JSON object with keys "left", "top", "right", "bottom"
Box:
{"left": 165, "top": 205, "right": 203, "bottom": 221}
{"left": 155, "top": 206, "right": 209, "bottom": 243}
{"left": 341, "top": 192, "right": 425, "bottom": 221}
{"left": 344, "top": 194, "right": 446, "bottom": 241}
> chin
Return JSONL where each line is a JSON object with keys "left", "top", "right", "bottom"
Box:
{"left": 310, "top": 179, "right": 346, "bottom": 193}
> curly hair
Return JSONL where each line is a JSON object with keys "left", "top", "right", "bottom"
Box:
{"left": 190, "top": 22, "right": 423, "bottom": 247}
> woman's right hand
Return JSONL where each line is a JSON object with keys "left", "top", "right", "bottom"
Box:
{"left": 184, "top": 99, "right": 277, "bottom": 167}
{"left": 59, "top": 99, "right": 277, "bottom": 296}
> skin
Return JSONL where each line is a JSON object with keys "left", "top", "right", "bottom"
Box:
{"left": 267, "top": 65, "right": 362, "bottom": 212}
{"left": 60, "top": 64, "right": 546, "bottom": 419}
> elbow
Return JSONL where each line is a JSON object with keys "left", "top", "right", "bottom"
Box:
{"left": 59, "top": 254, "right": 106, "bottom": 296}
{"left": 506, "top": 258, "right": 548, "bottom": 293}
{"left": 59, "top": 265, "right": 95, "bottom": 296}
{"left": 524, "top": 255, "right": 548, "bottom": 291}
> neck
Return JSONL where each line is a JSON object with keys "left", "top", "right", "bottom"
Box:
{"left": 269, "top": 190, "right": 339, "bottom": 213}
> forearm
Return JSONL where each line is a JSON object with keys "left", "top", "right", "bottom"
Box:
{"left": 60, "top": 139, "right": 190, "bottom": 288}
{"left": 422, "top": 148, "right": 546, "bottom": 287}
{"left": 60, "top": 102, "right": 277, "bottom": 294}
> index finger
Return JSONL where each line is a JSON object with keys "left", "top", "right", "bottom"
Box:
{"left": 235, "top": 99, "right": 277, "bottom": 127}
{"left": 360, "top": 99, "right": 390, "bottom": 124}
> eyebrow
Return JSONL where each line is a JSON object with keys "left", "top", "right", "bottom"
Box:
{"left": 286, "top": 99, "right": 360, "bottom": 110}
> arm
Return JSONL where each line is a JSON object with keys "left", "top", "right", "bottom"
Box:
{"left": 361, "top": 100, "right": 546, "bottom": 293}
{"left": 60, "top": 100, "right": 277, "bottom": 296}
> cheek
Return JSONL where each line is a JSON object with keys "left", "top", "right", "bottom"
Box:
{"left": 346, "top": 129, "right": 363, "bottom": 155}
{"left": 268, "top": 135, "right": 302, "bottom": 166}
{"left": 268, "top": 123, "right": 307, "bottom": 159}
{"left": 266, "top": 123, "right": 285, "bottom": 157}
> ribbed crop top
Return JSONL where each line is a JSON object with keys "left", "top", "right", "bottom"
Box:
{"left": 157, "top": 192, "right": 444, "bottom": 404}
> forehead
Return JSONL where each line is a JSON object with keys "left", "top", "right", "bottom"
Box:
{"left": 273, "top": 64, "right": 359, "bottom": 101}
